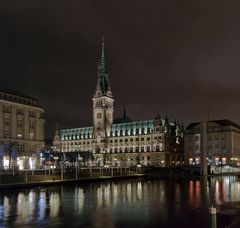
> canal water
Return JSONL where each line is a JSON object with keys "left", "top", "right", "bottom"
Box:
{"left": 0, "top": 176, "right": 240, "bottom": 228}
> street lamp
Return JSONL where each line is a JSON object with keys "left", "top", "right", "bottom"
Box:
{"left": 127, "top": 158, "right": 131, "bottom": 175}
{"left": 75, "top": 154, "right": 78, "bottom": 179}
{"left": 48, "top": 151, "right": 51, "bottom": 175}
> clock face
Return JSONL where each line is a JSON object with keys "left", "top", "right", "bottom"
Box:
{"left": 97, "top": 113, "right": 101, "bottom": 119}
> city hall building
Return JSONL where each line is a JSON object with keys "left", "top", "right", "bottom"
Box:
{"left": 53, "top": 39, "right": 184, "bottom": 167}
{"left": 0, "top": 88, "right": 45, "bottom": 170}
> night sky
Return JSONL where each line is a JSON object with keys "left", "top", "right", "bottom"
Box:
{"left": 1, "top": 0, "right": 240, "bottom": 139}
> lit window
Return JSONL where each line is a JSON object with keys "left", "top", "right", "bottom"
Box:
{"left": 17, "top": 133, "right": 23, "bottom": 139}
{"left": 29, "top": 133, "right": 34, "bottom": 140}
{"left": 195, "top": 158, "right": 200, "bottom": 164}
{"left": 189, "top": 158, "right": 193, "bottom": 165}
{"left": 222, "top": 157, "right": 226, "bottom": 165}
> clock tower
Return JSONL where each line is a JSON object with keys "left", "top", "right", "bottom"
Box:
{"left": 92, "top": 37, "right": 114, "bottom": 140}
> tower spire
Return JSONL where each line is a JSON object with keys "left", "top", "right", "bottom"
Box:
{"left": 101, "top": 36, "right": 105, "bottom": 58}
{"left": 99, "top": 36, "right": 106, "bottom": 72}
{"left": 94, "top": 37, "right": 112, "bottom": 97}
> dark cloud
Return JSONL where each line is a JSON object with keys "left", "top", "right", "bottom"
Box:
{"left": 1, "top": 0, "right": 240, "bottom": 138}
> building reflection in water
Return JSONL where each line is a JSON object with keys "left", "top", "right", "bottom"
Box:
{"left": 49, "top": 192, "right": 60, "bottom": 218}
{"left": 0, "top": 177, "right": 239, "bottom": 227}
{"left": 2, "top": 196, "right": 10, "bottom": 223}
{"left": 189, "top": 180, "right": 201, "bottom": 208}
{"left": 74, "top": 188, "right": 84, "bottom": 214}
{"left": 38, "top": 191, "right": 46, "bottom": 220}
{"left": 16, "top": 193, "right": 30, "bottom": 223}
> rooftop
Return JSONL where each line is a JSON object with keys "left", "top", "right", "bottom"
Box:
{"left": 0, "top": 87, "right": 42, "bottom": 108}
{"left": 186, "top": 119, "right": 240, "bottom": 130}
{"left": 0, "top": 87, "right": 38, "bottom": 101}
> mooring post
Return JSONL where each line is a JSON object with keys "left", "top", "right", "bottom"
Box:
{"left": 209, "top": 206, "right": 217, "bottom": 228}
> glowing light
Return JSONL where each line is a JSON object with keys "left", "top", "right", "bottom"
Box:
{"left": 17, "top": 157, "right": 24, "bottom": 170}
{"left": 3, "top": 157, "right": 9, "bottom": 169}
{"left": 29, "top": 157, "right": 36, "bottom": 170}
{"left": 189, "top": 158, "right": 193, "bottom": 164}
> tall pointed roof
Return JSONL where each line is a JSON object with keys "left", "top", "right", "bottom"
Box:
{"left": 94, "top": 37, "right": 112, "bottom": 97}
{"left": 53, "top": 123, "right": 61, "bottom": 142}
{"left": 99, "top": 37, "right": 106, "bottom": 73}
{"left": 101, "top": 36, "right": 105, "bottom": 59}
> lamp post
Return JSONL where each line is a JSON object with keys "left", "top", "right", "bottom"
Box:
{"left": 31, "top": 155, "right": 34, "bottom": 176}
{"left": 0, "top": 143, "right": 3, "bottom": 177}
{"left": 90, "top": 161, "right": 92, "bottom": 178}
{"left": 112, "top": 158, "right": 117, "bottom": 177}
{"left": 10, "top": 142, "right": 17, "bottom": 177}
{"left": 127, "top": 158, "right": 130, "bottom": 175}
{"left": 48, "top": 151, "right": 51, "bottom": 175}
{"left": 25, "top": 155, "right": 28, "bottom": 183}
{"left": 120, "top": 161, "right": 122, "bottom": 176}
{"left": 219, "top": 161, "right": 223, "bottom": 174}
{"left": 79, "top": 155, "right": 82, "bottom": 174}
{"left": 60, "top": 160, "right": 64, "bottom": 181}
{"left": 75, "top": 155, "right": 78, "bottom": 179}
{"left": 0, "top": 149, "right": 2, "bottom": 184}
{"left": 209, "top": 206, "right": 217, "bottom": 228}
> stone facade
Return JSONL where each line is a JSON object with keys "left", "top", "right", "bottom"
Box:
{"left": 0, "top": 88, "right": 45, "bottom": 169}
{"left": 184, "top": 120, "right": 240, "bottom": 166}
{"left": 53, "top": 39, "right": 184, "bottom": 167}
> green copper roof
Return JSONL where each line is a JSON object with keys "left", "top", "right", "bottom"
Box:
{"left": 61, "top": 127, "right": 93, "bottom": 140}
{"left": 59, "top": 119, "right": 176, "bottom": 141}
{"left": 96, "top": 37, "right": 111, "bottom": 95}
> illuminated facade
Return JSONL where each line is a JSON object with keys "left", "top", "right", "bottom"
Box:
{"left": 184, "top": 119, "right": 240, "bottom": 166}
{"left": 53, "top": 39, "right": 184, "bottom": 166}
{"left": 0, "top": 88, "right": 45, "bottom": 170}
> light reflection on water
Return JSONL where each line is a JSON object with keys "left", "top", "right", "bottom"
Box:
{"left": 0, "top": 176, "right": 240, "bottom": 227}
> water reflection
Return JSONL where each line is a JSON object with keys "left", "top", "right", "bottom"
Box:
{"left": 38, "top": 191, "right": 46, "bottom": 220}
{"left": 0, "top": 176, "right": 239, "bottom": 227}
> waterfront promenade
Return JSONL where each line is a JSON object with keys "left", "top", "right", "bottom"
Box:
{"left": 0, "top": 165, "right": 239, "bottom": 190}
{"left": 0, "top": 166, "right": 143, "bottom": 189}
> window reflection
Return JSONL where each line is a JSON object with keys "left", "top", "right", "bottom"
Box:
{"left": 49, "top": 192, "right": 60, "bottom": 218}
